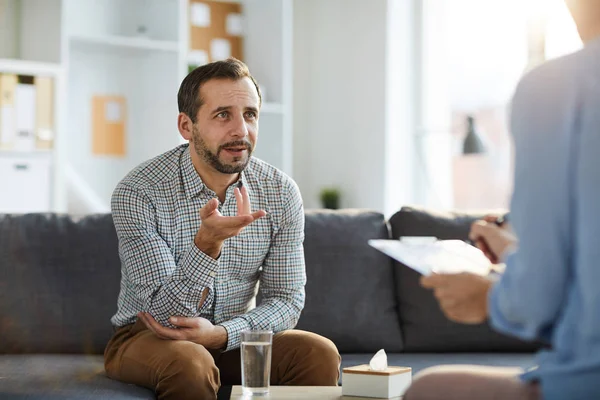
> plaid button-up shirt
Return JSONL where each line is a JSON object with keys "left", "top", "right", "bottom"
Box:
{"left": 110, "top": 144, "right": 306, "bottom": 351}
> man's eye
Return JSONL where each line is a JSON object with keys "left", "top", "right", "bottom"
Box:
{"left": 245, "top": 111, "right": 257, "bottom": 119}
{"left": 217, "top": 112, "right": 228, "bottom": 119}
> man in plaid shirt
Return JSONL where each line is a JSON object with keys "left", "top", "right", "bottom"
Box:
{"left": 104, "top": 59, "right": 340, "bottom": 399}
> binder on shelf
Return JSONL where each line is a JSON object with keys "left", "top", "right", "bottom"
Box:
{"left": 0, "top": 73, "right": 18, "bottom": 150}
{"left": 14, "top": 75, "right": 37, "bottom": 152}
{"left": 92, "top": 95, "right": 126, "bottom": 156}
{"left": 35, "top": 76, "right": 54, "bottom": 150}
{"left": 189, "top": 0, "right": 243, "bottom": 66}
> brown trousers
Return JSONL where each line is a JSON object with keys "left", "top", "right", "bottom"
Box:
{"left": 104, "top": 320, "right": 341, "bottom": 400}
{"left": 404, "top": 365, "right": 541, "bottom": 400}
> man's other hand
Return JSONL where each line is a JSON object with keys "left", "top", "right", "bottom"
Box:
{"left": 138, "top": 312, "right": 228, "bottom": 350}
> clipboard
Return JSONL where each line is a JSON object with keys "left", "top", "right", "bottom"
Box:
{"left": 368, "top": 238, "right": 492, "bottom": 276}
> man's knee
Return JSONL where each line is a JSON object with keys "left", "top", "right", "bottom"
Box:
{"left": 155, "top": 341, "right": 220, "bottom": 400}
{"left": 302, "top": 332, "right": 340, "bottom": 369}
{"left": 274, "top": 330, "right": 341, "bottom": 385}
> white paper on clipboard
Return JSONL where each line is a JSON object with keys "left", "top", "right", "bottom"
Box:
{"left": 368, "top": 238, "right": 492, "bottom": 276}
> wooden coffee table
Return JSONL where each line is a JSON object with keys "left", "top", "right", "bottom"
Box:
{"left": 229, "top": 386, "right": 402, "bottom": 399}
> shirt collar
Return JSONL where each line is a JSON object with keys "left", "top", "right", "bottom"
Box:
{"left": 181, "top": 145, "right": 250, "bottom": 199}
{"left": 181, "top": 145, "right": 206, "bottom": 199}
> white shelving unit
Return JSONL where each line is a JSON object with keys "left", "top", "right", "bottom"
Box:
{"left": 0, "top": 58, "right": 65, "bottom": 212}
{"left": 0, "top": 0, "right": 293, "bottom": 214}
{"left": 69, "top": 35, "right": 180, "bottom": 53}
{"left": 0, "top": 59, "right": 63, "bottom": 77}
{"left": 62, "top": 0, "right": 184, "bottom": 208}
{"left": 0, "top": 0, "right": 65, "bottom": 213}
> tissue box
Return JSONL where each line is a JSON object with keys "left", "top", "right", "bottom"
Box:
{"left": 342, "top": 365, "right": 412, "bottom": 399}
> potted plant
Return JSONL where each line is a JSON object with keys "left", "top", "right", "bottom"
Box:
{"left": 319, "top": 188, "right": 341, "bottom": 210}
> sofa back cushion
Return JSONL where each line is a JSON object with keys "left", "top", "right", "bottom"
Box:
{"left": 0, "top": 214, "right": 120, "bottom": 354}
{"left": 296, "top": 209, "right": 404, "bottom": 353}
{"left": 1, "top": 210, "right": 404, "bottom": 355}
{"left": 389, "top": 206, "right": 539, "bottom": 352}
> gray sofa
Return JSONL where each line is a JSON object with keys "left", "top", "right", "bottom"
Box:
{"left": 0, "top": 206, "right": 537, "bottom": 399}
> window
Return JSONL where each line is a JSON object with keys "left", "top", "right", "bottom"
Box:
{"left": 418, "top": 0, "right": 581, "bottom": 210}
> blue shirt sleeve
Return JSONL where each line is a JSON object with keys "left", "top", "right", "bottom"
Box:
{"left": 488, "top": 60, "right": 579, "bottom": 342}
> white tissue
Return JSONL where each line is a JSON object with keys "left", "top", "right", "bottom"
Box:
{"left": 369, "top": 349, "right": 388, "bottom": 371}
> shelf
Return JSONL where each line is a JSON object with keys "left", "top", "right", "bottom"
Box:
{"left": 261, "top": 102, "right": 284, "bottom": 114}
{"left": 70, "top": 34, "right": 179, "bottom": 53}
{"left": 0, "top": 149, "right": 54, "bottom": 157}
{"left": 0, "top": 59, "right": 63, "bottom": 77}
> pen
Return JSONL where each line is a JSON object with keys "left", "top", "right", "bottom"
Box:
{"left": 469, "top": 213, "right": 510, "bottom": 265}
{"left": 494, "top": 213, "right": 508, "bottom": 227}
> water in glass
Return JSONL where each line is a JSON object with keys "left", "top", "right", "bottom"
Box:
{"left": 241, "top": 340, "right": 272, "bottom": 396}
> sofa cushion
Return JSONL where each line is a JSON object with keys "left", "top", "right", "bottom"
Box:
{"left": 0, "top": 214, "right": 120, "bottom": 354}
{"left": 0, "top": 354, "right": 154, "bottom": 399}
{"left": 296, "top": 209, "right": 403, "bottom": 353}
{"left": 388, "top": 206, "right": 539, "bottom": 352}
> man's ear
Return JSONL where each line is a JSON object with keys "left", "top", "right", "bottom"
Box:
{"left": 178, "top": 113, "right": 193, "bottom": 141}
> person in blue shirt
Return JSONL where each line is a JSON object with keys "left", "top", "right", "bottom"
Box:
{"left": 405, "top": 1, "right": 600, "bottom": 399}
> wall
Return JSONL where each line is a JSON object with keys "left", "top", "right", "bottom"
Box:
{"left": 0, "top": 0, "right": 19, "bottom": 59}
{"left": 293, "top": 0, "right": 417, "bottom": 215}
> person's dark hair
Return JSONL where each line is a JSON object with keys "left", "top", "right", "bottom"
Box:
{"left": 178, "top": 58, "right": 262, "bottom": 123}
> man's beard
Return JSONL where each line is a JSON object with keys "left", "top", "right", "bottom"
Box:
{"left": 192, "top": 125, "right": 253, "bottom": 174}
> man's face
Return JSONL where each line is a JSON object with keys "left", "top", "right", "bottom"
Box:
{"left": 191, "top": 77, "right": 259, "bottom": 174}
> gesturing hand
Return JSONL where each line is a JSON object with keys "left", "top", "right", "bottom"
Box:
{"left": 138, "top": 312, "right": 228, "bottom": 349}
{"left": 195, "top": 185, "right": 267, "bottom": 258}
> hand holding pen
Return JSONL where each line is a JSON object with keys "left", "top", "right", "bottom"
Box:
{"left": 468, "top": 214, "right": 517, "bottom": 264}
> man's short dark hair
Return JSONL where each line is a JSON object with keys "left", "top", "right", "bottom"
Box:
{"left": 177, "top": 58, "right": 262, "bottom": 123}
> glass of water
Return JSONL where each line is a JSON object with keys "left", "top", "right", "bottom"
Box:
{"left": 241, "top": 330, "right": 273, "bottom": 396}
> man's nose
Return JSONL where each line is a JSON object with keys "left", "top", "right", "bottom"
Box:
{"left": 229, "top": 114, "right": 249, "bottom": 137}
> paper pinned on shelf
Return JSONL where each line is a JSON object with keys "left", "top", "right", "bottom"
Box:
{"left": 210, "top": 38, "right": 231, "bottom": 61}
{"left": 368, "top": 238, "right": 492, "bottom": 276}
{"left": 105, "top": 101, "right": 122, "bottom": 122}
{"left": 190, "top": 2, "right": 211, "bottom": 27}
{"left": 226, "top": 13, "right": 244, "bottom": 36}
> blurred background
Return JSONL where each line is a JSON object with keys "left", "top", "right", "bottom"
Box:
{"left": 0, "top": 0, "right": 582, "bottom": 217}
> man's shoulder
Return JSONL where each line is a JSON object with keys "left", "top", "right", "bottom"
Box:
{"left": 246, "top": 157, "right": 294, "bottom": 185}
{"left": 518, "top": 58, "right": 573, "bottom": 96}
{"left": 510, "top": 51, "right": 587, "bottom": 126}
{"left": 118, "top": 145, "right": 186, "bottom": 192}
{"left": 515, "top": 46, "right": 595, "bottom": 100}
